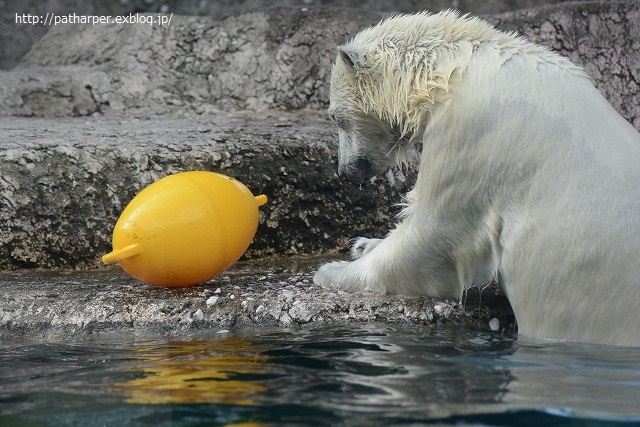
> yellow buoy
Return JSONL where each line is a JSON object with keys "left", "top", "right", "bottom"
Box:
{"left": 102, "top": 171, "right": 267, "bottom": 287}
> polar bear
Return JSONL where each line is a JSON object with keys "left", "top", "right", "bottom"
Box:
{"left": 314, "top": 10, "right": 640, "bottom": 345}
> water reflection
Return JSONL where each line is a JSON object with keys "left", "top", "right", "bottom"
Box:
{"left": 247, "top": 325, "right": 519, "bottom": 420}
{"left": 116, "top": 339, "right": 268, "bottom": 405}
{"left": 112, "top": 324, "right": 640, "bottom": 421}
{"left": 246, "top": 324, "right": 640, "bottom": 421}
{"left": 3, "top": 324, "right": 640, "bottom": 425}
{"left": 505, "top": 338, "right": 640, "bottom": 418}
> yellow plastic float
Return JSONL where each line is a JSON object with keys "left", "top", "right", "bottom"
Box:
{"left": 102, "top": 171, "right": 267, "bottom": 287}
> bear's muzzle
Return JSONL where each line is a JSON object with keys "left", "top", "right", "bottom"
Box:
{"left": 339, "top": 155, "right": 378, "bottom": 184}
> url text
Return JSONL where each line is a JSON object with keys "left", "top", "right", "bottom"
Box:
{"left": 15, "top": 12, "right": 173, "bottom": 27}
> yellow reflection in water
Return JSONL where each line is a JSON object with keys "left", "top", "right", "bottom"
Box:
{"left": 115, "top": 339, "right": 268, "bottom": 406}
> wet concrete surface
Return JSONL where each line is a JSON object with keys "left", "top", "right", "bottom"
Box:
{"left": 0, "top": 255, "right": 514, "bottom": 339}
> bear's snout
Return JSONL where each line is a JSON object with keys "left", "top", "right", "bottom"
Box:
{"left": 339, "top": 156, "right": 377, "bottom": 184}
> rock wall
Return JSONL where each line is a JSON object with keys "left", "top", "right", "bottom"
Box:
{"left": 1, "top": 8, "right": 380, "bottom": 116}
{"left": 2, "top": 2, "right": 638, "bottom": 126}
{"left": 1, "top": 0, "right": 578, "bottom": 70}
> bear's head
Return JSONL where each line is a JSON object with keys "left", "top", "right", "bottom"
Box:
{"left": 328, "top": 45, "right": 415, "bottom": 183}
{"left": 328, "top": 11, "right": 485, "bottom": 183}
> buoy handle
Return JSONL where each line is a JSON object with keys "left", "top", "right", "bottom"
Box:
{"left": 102, "top": 244, "right": 142, "bottom": 265}
{"left": 255, "top": 194, "right": 268, "bottom": 207}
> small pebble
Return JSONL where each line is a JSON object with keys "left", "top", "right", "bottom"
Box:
{"left": 217, "top": 329, "right": 230, "bottom": 334}
{"left": 206, "top": 296, "right": 219, "bottom": 307}
{"left": 279, "top": 312, "right": 293, "bottom": 324}
{"left": 192, "top": 309, "right": 204, "bottom": 320}
{"left": 489, "top": 317, "right": 500, "bottom": 331}
{"left": 229, "top": 294, "right": 235, "bottom": 300}
{"left": 214, "top": 288, "right": 222, "bottom": 294}
{"left": 434, "top": 304, "right": 443, "bottom": 315}
{"left": 255, "top": 304, "right": 266, "bottom": 315}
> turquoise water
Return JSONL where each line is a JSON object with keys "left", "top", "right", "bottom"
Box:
{"left": 2, "top": 323, "right": 640, "bottom": 426}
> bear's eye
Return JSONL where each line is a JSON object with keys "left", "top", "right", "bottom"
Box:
{"left": 329, "top": 112, "right": 337, "bottom": 123}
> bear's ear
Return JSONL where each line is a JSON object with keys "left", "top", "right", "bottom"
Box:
{"left": 337, "top": 46, "right": 366, "bottom": 75}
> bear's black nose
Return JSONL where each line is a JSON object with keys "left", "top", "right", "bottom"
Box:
{"left": 339, "top": 156, "right": 377, "bottom": 184}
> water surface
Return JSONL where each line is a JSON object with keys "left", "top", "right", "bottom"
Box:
{"left": 2, "top": 323, "right": 640, "bottom": 426}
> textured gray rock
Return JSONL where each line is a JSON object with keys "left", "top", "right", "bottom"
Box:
{"left": 2, "top": 3, "right": 638, "bottom": 124}
{"left": 3, "top": 8, "right": 378, "bottom": 116}
{"left": 0, "top": 113, "right": 415, "bottom": 269}
{"left": 1, "top": 8, "right": 379, "bottom": 115}
{"left": 0, "top": 256, "right": 512, "bottom": 338}
{"left": 1, "top": 0, "right": 579, "bottom": 70}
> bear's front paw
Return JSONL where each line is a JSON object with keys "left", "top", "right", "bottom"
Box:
{"left": 313, "top": 261, "right": 349, "bottom": 289}
{"left": 350, "top": 237, "right": 383, "bottom": 259}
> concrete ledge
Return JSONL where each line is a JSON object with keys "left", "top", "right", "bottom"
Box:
{"left": 0, "top": 256, "right": 514, "bottom": 339}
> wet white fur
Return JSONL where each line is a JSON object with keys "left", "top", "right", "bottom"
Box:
{"left": 314, "top": 10, "right": 640, "bottom": 345}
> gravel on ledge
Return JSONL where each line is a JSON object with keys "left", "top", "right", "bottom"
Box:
{"left": 0, "top": 255, "right": 514, "bottom": 339}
